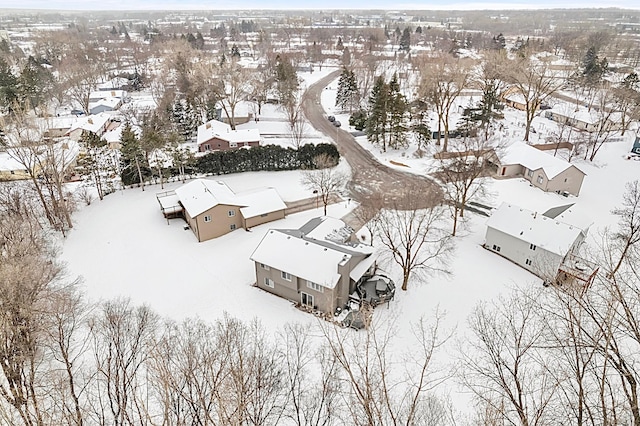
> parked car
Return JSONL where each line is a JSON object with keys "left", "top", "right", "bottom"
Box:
{"left": 70, "top": 109, "right": 85, "bottom": 116}
{"left": 327, "top": 115, "right": 335, "bottom": 122}
{"left": 333, "top": 120, "right": 341, "bottom": 127}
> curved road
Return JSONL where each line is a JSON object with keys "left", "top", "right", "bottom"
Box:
{"left": 302, "top": 70, "right": 442, "bottom": 215}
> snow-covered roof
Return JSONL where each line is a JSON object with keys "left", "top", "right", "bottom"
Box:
{"left": 68, "top": 112, "right": 113, "bottom": 135}
{"left": 250, "top": 222, "right": 375, "bottom": 289}
{"left": 304, "top": 216, "right": 354, "bottom": 242}
{"left": 175, "top": 179, "right": 242, "bottom": 217}
{"left": 90, "top": 90, "right": 127, "bottom": 100}
{"left": 0, "top": 151, "right": 27, "bottom": 172}
{"left": 197, "top": 119, "right": 261, "bottom": 145}
{"left": 486, "top": 202, "right": 585, "bottom": 256}
{"left": 501, "top": 142, "right": 584, "bottom": 179}
{"left": 236, "top": 187, "right": 287, "bottom": 219}
{"left": 89, "top": 97, "right": 121, "bottom": 111}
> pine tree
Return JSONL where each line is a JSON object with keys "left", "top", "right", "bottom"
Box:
{"left": 231, "top": 44, "right": 241, "bottom": 59}
{"left": 336, "top": 36, "right": 343, "bottom": 50}
{"left": 399, "top": 28, "right": 411, "bottom": 52}
{"left": 78, "top": 130, "right": 110, "bottom": 200}
{"left": 0, "top": 58, "right": 18, "bottom": 112}
{"left": 120, "top": 123, "right": 147, "bottom": 189}
{"left": 366, "top": 76, "right": 389, "bottom": 152}
{"left": 387, "top": 73, "right": 408, "bottom": 149}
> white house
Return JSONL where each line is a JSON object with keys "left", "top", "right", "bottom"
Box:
{"left": 484, "top": 202, "right": 590, "bottom": 280}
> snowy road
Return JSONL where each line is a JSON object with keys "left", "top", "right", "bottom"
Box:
{"left": 302, "top": 70, "right": 443, "bottom": 220}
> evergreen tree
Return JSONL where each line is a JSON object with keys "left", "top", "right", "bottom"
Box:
{"left": 0, "top": 58, "right": 18, "bottom": 112}
{"left": 387, "top": 73, "right": 408, "bottom": 149}
{"left": 231, "top": 44, "right": 241, "bottom": 59}
{"left": 415, "top": 26, "right": 422, "bottom": 34}
{"left": 195, "top": 31, "right": 205, "bottom": 50}
{"left": 399, "top": 27, "right": 411, "bottom": 52}
{"left": 335, "top": 68, "right": 359, "bottom": 113}
{"left": 336, "top": 36, "right": 343, "bottom": 50}
{"left": 18, "top": 56, "right": 52, "bottom": 110}
{"left": 366, "top": 76, "right": 390, "bottom": 152}
{"left": 120, "top": 123, "right": 148, "bottom": 189}
{"left": 78, "top": 130, "right": 111, "bottom": 200}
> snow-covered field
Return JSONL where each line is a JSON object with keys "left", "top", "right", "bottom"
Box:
{"left": 61, "top": 67, "right": 640, "bottom": 416}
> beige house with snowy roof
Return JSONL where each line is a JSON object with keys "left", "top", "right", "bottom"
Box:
{"left": 497, "top": 142, "right": 586, "bottom": 196}
{"left": 484, "top": 202, "right": 590, "bottom": 280}
{"left": 197, "top": 119, "right": 260, "bottom": 152}
{"left": 158, "top": 179, "right": 286, "bottom": 242}
{"left": 250, "top": 217, "right": 377, "bottom": 314}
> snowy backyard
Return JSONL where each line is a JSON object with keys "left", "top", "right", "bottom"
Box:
{"left": 60, "top": 65, "right": 640, "bottom": 416}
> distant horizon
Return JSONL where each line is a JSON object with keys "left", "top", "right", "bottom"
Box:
{"left": 1, "top": 0, "right": 639, "bottom": 12}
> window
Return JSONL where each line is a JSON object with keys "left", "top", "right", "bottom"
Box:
{"left": 530, "top": 244, "right": 536, "bottom": 251}
{"left": 527, "top": 169, "right": 533, "bottom": 177}
{"left": 230, "top": 224, "right": 236, "bottom": 230}
{"left": 264, "top": 277, "right": 274, "bottom": 288}
{"left": 204, "top": 144, "right": 211, "bottom": 151}
{"left": 564, "top": 178, "right": 568, "bottom": 182}
{"left": 301, "top": 292, "right": 314, "bottom": 307}
{"left": 228, "top": 210, "right": 236, "bottom": 217}
{"left": 230, "top": 142, "right": 237, "bottom": 148}
{"left": 204, "top": 215, "right": 212, "bottom": 223}
{"left": 261, "top": 213, "right": 268, "bottom": 217}
{"left": 537, "top": 175, "right": 544, "bottom": 184}
{"left": 281, "top": 271, "right": 292, "bottom": 281}
{"left": 492, "top": 244, "right": 501, "bottom": 252}
{"left": 260, "top": 263, "right": 270, "bottom": 270}
{"left": 307, "top": 281, "right": 324, "bottom": 293}
{"left": 525, "top": 259, "right": 532, "bottom": 266}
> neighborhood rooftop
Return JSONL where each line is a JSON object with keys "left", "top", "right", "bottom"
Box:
{"left": 486, "top": 202, "right": 587, "bottom": 257}
{"left": 197, "top": 119, "right": 261, "bottom": 145}
{"left": 174, "top": 179, "right": 242, "bottom": 218}
{"left": 502, "top": 142, "right": 585, "bottom": 179}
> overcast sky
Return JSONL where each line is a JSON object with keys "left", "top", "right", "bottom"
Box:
{"left": 1, "top": 0, "right": 639, "bottom": 11}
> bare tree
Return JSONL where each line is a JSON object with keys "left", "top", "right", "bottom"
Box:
{"left": 301, "top": 154, "right": 346, "bottom": 216}
{"left": 584, "top": 89, "right": 630, "bottom": 162}
{"left": 418, "top": 54, "right": 471, "bottom": 151}
{"left": 319, "top": 312, "right": 454, "bottom": 426}
{"left": 89, "top": 299, "right": 158, "bottom": 426}
{"left": 502, "top": 51, "right": 565, "bottom": 142}
{"left": 216, "top": 60, "right": 253, "bottom": 130}
{"left": 371, "top": 185, "right": 453, "bottom": 291}
{"left": 435, "top": 137, "right": 497, "bottom": 236}
{"left": 461, "top": 289, "right": 558, "bottom": 426}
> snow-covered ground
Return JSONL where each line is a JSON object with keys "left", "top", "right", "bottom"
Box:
{"left": 61, "top": 67, "right": 640, "bottom": 417}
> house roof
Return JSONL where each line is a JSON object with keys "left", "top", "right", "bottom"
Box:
{"left": 251, "top": 228, "right": 374, "bottom": 289}
{"left": 486, "top": 202, "right": 585, "bottom": 256}
{"left": 89, "top": 97, "right": 121, "bottom": 112}
{"left": 236, "top": 187, "right": 287, "bottom": 219}
{"left": 197, "top": 119, "right": 261, "bottom": 145}
{"left": 174, "top": 179, "right": 286, "bottom": 219}
{"left": 68, "top": 112, "right": 113, "bottom": 135}
{"left": 250, "top": 217, "right": 375, "bottom": 289}
{"left": 501, "top": 142, "right": 584, "bottom": 179}
{"left": 175, "top": 179, "right": 242, "bottom": 217}
{"left": 0, "top": 151, "right": 27, "bottom": 172}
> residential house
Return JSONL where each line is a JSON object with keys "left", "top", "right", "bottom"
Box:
{"left": 0, "top": 151, "right": 30, "bottom": 181}
{"left": 89, "top": 97, "right": 122, "bottom": 115}
{"left": 497, "top": 142, "right": 586, "bottom": 196}
{"left": 197, "top": 119, "right": 260, "bottom": 152}
{"left": 66, "top": 112, "right": 114, "bottom": 141}
{"left": 161, "top": 179, "right": 287, "bottom": 242}
{"left": 501, "top": 86, "right": 531, "bottom": 112}
{"left": 484, "top": 202, "right": 590, "bottom": 280}
{"left": 544, "top": 107, "right": 624, "bottom": 133}
{"left": 250, "top": 217, "right": 378, "bottom": 314}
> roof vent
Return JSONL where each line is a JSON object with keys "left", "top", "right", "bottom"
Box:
{"left": 206, "top": 123, "right": 211, "bottom": 129}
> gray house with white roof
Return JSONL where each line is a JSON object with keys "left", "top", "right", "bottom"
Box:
{"left": 250, "top": 217, "right": 377, "bottom": 314}
{"left": 497, "top": 142, "right": 586, "bottom": 196}
{"left": 484, "top": 202, "right": 590, "bottom": 280}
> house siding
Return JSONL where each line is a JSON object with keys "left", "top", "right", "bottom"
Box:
{"left": 546, "top": 166, "right": 585, "bottom": 196}
{"left": 255, "top": 264, "right": 337, "bottom": 313}
{"left": 198, "top": 137, "right": 260, "bottom": 152}
{"left": 190, "top": 204, "right": 243, "bottom": 242}
{"left": 244, "top": 210, "right": 286, "bottom": 228}
{"left": 485, "top": 227, "right": 564, "bottom": 279}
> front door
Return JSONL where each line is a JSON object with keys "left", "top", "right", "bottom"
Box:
{"left": 301, "top": 292, "right": 314, "bottom": 308}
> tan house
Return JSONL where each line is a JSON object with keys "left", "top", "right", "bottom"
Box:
{"left": 501, "top": 86, "right": 531, "bottom": 112}
{"left": 497, "top": 142, "right": 586, "bottom": 196}
{"left": 162, "top": 179, "right": 287, "bottom": 242}
{"left": 197, "top": 119, "right": 261, "bottom": 152}
{"left": 544, "top": 108, "right": 625, "bottom": 133}
{"left": 250, "top": 217, "right": 378, "bottom": 315}
{"left": 66, "top": 112, "right": 114, "bottom": 141}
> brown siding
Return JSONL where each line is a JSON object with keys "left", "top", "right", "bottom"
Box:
{"left": 192, "top": 204, "right": 243, "bottom": 242}
{"left": 199, "top": 138, "right": 260, "bottom": 152}
{"left": 244, "top": 210, "right": 286, "bottom": 228}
